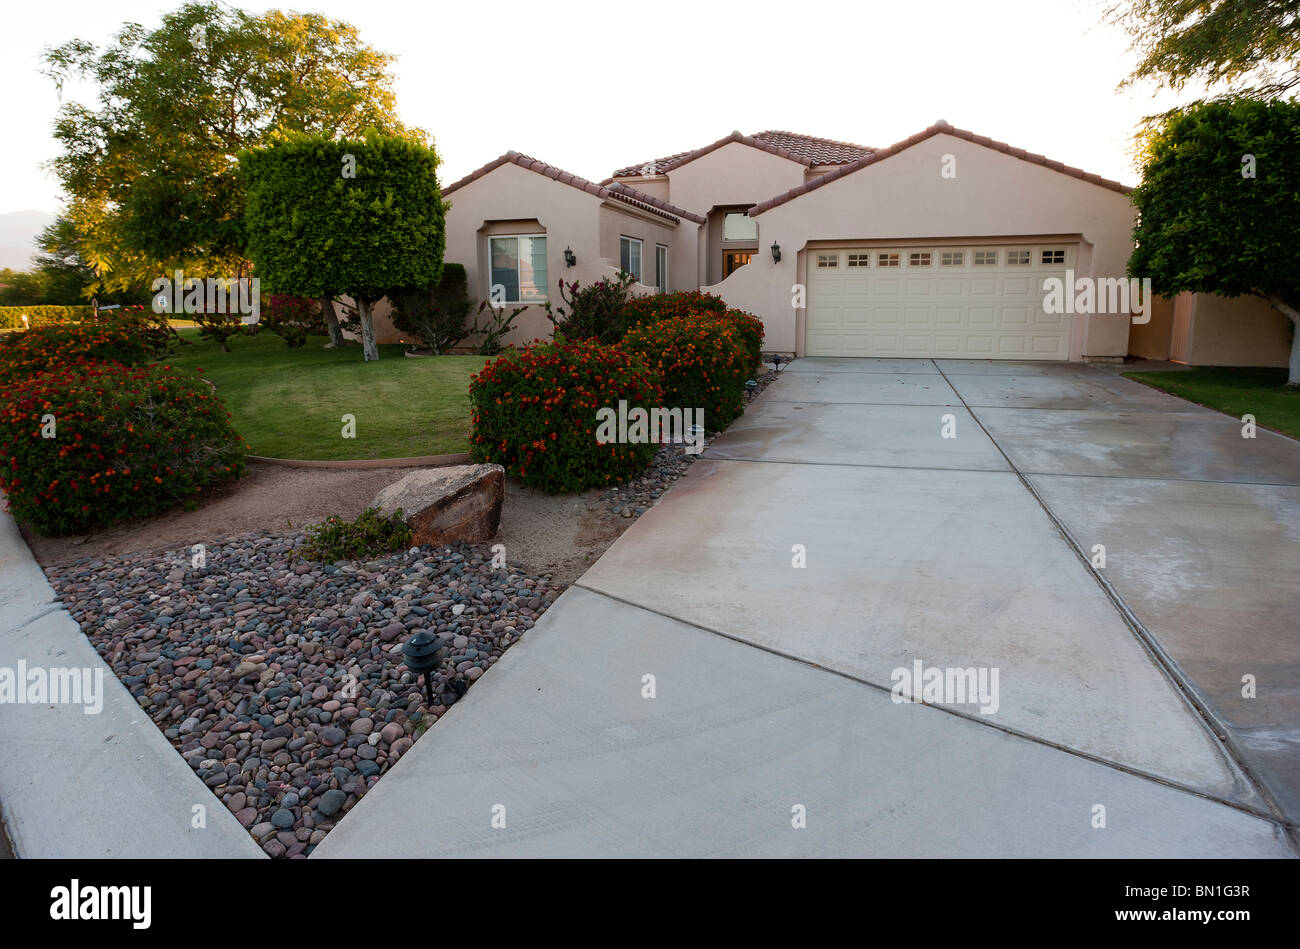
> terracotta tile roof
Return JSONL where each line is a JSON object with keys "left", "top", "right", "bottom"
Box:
{"left": 442, "top": 151, "right": 706, "bottom": 224}
{"left": 749, "top": 121, "right": 1132, "bottom": 215}
{"left": 750, "top": 131, "right": 873, "bottom": 165}
{"left": 610, "top": 130, "right": 873, "bottom": 178}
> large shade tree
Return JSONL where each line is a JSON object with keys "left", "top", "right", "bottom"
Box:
{"left": 43, "top": 0, "right": 419, "bottom": 342}
{"left": 1129, "top": 97, "right": 1300, "bottom": 384}
{"left": 1108, "top": 0, "right": 1300, "bottom": 99}
{"left": 240, "top": 132, "right": 446, "bottom": 361}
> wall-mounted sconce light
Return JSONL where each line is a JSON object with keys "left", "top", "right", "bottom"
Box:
{"left": 564, "top": 246, "right": 577, "bottom": 267}
{"left": 770, "top": 241, "right": 781, "bottom": 263}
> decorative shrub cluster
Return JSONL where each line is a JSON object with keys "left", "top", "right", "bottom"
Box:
{"left": 262, "top": 294, "right": 324, "bottom": 348}
{"left": 720, "top": 308, "right": 765, "bottom": 378}
{"left": 0, "top": 305, "right": 96, "bottom": 329}
{"left": 0, "top": 310, "right": 175, "bottom": 387}
{"left": 0, "top": 362, "right": 247, "bottom": 535}
{"left": 296, "top": 507, "right": 414, "bottom": 562}
{"left": 468, "top": 339, "right": 663, "bottom": 492}
{"left": 468, "top": 289, "right": 765, "bottom": 492}
{"left": 623, "top": 289, "right": 728, "bottom": 326}
{"left": 544, "top": 273, "right": 638, "bottom": 344}
{"left": 621, "top": 314, "right": 750, "bottom": 430}
{"left": 390, "top": 262, "right": 473, "bottom": 354}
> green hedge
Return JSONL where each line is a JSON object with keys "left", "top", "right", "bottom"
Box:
{"left": 0, "top": 306, "right": 95, "bottom": 329}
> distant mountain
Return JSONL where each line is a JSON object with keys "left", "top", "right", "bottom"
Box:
{"left": 0, "top": 210, "right": 58, "bottom": 272}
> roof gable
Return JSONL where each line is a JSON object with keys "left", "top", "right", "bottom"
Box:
{"left": 443, "top": 151, "right": 706, "bottom": 224}
{"left": 611, "top": 130, "right": 872, "bottom": 179}
{"left": 749, "top": 121, "right": 1132, "bottom": 215}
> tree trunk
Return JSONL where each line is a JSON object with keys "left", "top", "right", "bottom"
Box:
{"left": 356, "top": 297, "right": 380, "bottom": 362}
{"left": 320, "top": 296, "right": 344, "bottom": 348}
{"left": 1263, "top": 293, "right": 1300, "bottom": 386}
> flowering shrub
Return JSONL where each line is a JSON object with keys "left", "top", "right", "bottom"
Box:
{"left": 0, "top": 363, "right": 247, "bottom": 535}
{"left": 469, "top": 339, "right": 663, "bottom": 492}
{"left": 0, "top": 309, "right": 175, "bottom": 386}
{"left": 624, "top": 292, "right": 764, "bottom": 377}
{"left": 623, "top": 290, "right": 728, "bottom": 326}
{"left": 621, "top": 314, "right": 750, "bottom": 430}
{"left": 720, "top": 308, "right": 766, "bottom": 378}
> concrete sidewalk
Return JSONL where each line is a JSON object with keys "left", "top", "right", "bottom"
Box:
{"left": 0, "top": 508, "right": 263, "bottom": 858}
{"left": 317, "top": 358, "right": 1297, "bottom": 857}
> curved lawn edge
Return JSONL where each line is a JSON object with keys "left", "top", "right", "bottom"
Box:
{"left": 247, "top": 452, "right": 472, "bottom": 469}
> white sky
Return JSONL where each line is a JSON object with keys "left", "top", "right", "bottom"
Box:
{"left": 1, "top": 0, "right": 1199, "bottom": 217}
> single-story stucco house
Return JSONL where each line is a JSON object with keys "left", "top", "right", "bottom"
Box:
{"left": 366, "top": 121, "right": 1291, "bottom": 367}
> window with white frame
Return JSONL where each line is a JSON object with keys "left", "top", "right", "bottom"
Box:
{"left": 877, "top": 252, "right": 900, "bottom": 267}
{"left": 489, "top": 234, "right": 547, "bottom": 303}
{"left": 908, "top": 251, "right": 932, "bottom": 267}
{"left": 656, "top": 244, "right": 668, "bottom": 294}
{"left": 1007, "top": 249, "right": 1031, "bottom": 265}
{"left": 974, "top": 249, "right": 998, "bottom": 266}
{"left": 723, "top": 212, "right": 758, "bottom": 242}
{"left": 847, "top": 253, "right": 870, "bottom": 267}
{"left": 620, "top": 236, "right": 643, "bottom": 281}
{"left": 816, "top": 253, "right": 839, "bottom": 268}
{"left": 1041, "top": 248, "right": 1066, "bottom": 265}
{"left": 940, "top": 251, "right": 964, "bottom": 266}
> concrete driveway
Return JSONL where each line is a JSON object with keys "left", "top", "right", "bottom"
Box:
{"left": 317, "top": 358, "right": 1298, "bottom": 858}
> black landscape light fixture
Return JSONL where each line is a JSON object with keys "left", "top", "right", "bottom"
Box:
{"left": 772, "top": 353, "right": 785, "bottom": 372}
{"left": 564, "top": 246, "right": 577, "bottom": 267}
{"left": 770, "top": 240, "right": 781, "bottom": 263}
{"left": 402, "top": 630, "right": 442, "bottom": 707}
{"left": 745, "top": 378, "right": 758, "bottom": 390}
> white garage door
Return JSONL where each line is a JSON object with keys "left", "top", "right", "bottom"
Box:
{"left": 805, "top": 243, "right": 1075, "bottom": 359}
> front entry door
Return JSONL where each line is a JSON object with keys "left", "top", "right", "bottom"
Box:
{"left": 724, "top": 251, "right": 752, "bottom": 278}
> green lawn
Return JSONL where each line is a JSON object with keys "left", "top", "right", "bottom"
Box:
{"left": 161, "top": 330, "right": 486, "bottom": 459}
{"left": 1124, "top": 366, "right": 1300, "bottom": 439}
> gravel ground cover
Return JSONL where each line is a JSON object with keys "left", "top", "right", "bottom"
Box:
{"left": 46, "top": 538, "right": 560, "bottom": 858}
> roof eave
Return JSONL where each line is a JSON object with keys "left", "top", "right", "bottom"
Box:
{"left": 750, "top": 122, "right": 1133, "bottom": 216}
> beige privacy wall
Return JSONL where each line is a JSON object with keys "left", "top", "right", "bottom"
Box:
{"left": 1185, "top": 293, "right": 1293, "bottom": 367}
{"left": 1130, "top": 292, "right": 1292, "bottom": 367}
{"left": 709, "top": 132, "right": 1139, "bottom": 359}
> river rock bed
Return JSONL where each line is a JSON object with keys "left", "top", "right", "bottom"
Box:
{"left": 45, "top": 535, "right": 562, "bottom": 858}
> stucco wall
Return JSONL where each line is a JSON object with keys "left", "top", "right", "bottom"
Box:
{"left": 1187, "top": 293, "right": 1293, "bottom": 367}
{"left": 612, "top": 176, "right": 670, "bottom": 201}
{"left": 665, "top": 141, "right": 807, "bottom": 212}
{"left": 1127, "top": 294, "right": 1176, "bottom": 360}
{"left": 441, "top": 161, "right": 610, "bottom": 347}
{"left": 598, "top": 204, "right": 679, "bottom": 290}
{"left": 709, "top": 132, "right": 1139, "bottom": 360}
{"left": 441, "top": 162, "right": 704, "bottom": 347}
{"left": 336, "top": 295, "right": 402, "bottom": 345}
{"left": 666, "top": 143, "right": 806, "bottom": 288}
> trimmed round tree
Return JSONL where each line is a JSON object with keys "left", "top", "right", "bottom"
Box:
{"left": 240, "top": 131, "right": 445, "bottom": 361}
{"left": 1129, "top": 98, "right": 1300, "bottom": 384}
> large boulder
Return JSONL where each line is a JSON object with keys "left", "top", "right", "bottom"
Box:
{"left": 373, "top": 464, "right": 504, "bottom": 546}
